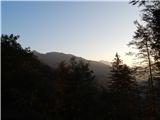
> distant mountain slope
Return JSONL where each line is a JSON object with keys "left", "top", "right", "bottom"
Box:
{"left": 99, "top": 60, "right": 112, "bottom": 66}
{"left": 33, "top": 51, "right": 74, "bottom": 68}
{"left": 33, "top": 51, "right": 111, "bottom": 85}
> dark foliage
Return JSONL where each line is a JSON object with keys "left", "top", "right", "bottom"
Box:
{"left": 108, "top": 53, "right": 139, "bottom": 120}
{"left": 53, "top": 58, "right": 97, "bottom": 120}
{"left": 2, "top": 34, "right": 160, "bottom": 120}
{"left": 1, "top": 34, "right": 56, "bottom": 120}
{"left": 129, "top": 1, "right": 160, "bottom": 120}
{"left": 129, "top": 0, "right": 160, "bottom": 70}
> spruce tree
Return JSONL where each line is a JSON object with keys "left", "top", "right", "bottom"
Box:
{"left": 109, "top": 53, "right": 138, "bottom": 120}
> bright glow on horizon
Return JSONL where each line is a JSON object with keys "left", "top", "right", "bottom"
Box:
{"left": 2, "top": 1, "right": 140, "bottom": 66}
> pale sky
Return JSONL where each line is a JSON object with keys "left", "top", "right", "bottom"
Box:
{"left": 2, "top": 1, "right": 140, "bottom": 66}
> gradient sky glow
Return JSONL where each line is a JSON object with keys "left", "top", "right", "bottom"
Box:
{"left": 2, "top": 1, "right": 140, "bottom": 65}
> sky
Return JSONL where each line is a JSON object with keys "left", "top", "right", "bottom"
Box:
{"left": 2, "top": 1, "right": 140, "bottom": 66}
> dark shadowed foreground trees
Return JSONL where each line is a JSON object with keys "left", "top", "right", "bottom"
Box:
{"left": 129, "top": 1, "right": 160, "bottom": 120}
{"left": 53, "top": 57, "right": 96, "bottom": 120}
{"left": 2, "top": 34, "right": 160, "bottom": 120}
{"left": 1, "top": 34, "right": 56, "bottom": 120}
{"left": 1, "top": 34, "right": 97, "bottom": 120}
{"left": 109, "top": 53, "right": 139, "bottom": 120}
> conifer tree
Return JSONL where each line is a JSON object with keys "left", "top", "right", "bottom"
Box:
{"left": 129, "top": 0, "right": 160, "bottom": 72}
{"left": 129, "top": 1, "right": 160, "bottom": 119}
{"left": 54, "top": 57, "right": 96, "bottom": 120}
{"left": 109, "top": 53, "right": 138, "bottom": 120}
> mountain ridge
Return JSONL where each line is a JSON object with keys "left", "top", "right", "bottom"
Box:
{"left": 33, "top": 50, "right": 112, "bottom": 86}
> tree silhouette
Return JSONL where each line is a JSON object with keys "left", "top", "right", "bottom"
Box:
{"left": 128, "top": 20, "right": 154, "bottom": 88}
{"left": 129, "top": 1, "right": 160, "bottom": 119}
{"left": 129, "top": 0, "right": 160, "bottom": 72}
{"left": 54, "top": 57, "right": 96, "bottom": 120}
{"left": 109, "top": 53, "right": 138, "bottom": 120}
{"left": 1, "top": 34, "right": 55, "bottom": 120}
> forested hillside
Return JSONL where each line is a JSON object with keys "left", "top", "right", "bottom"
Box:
{"left": 2, "top": 33, "right": 160, "bottom": 120}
